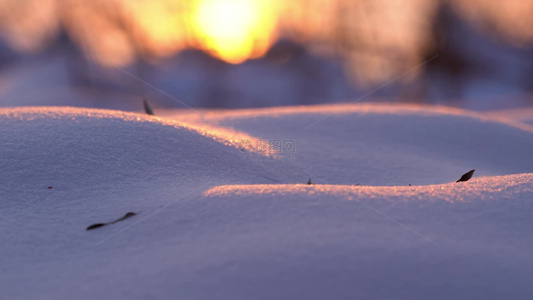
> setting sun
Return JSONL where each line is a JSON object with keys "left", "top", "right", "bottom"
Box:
{"left": 192, "top": 0, "right": 277, "bottom": 64}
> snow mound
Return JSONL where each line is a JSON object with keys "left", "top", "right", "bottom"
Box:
{"left": 2, "top": 171, "right": 531, "bottom": 299}
{"left": 174, "top": 103, "right": 533, "bottom": 185}
{"left": 0, "top": 107, "right": 287, "bottom": 192}
{"left": 199, "top": 173, "right": 533, "bottom": 299}
{"left": 1, "top": 104, "right": 532, "bottom": 299}
{"left": 488, "top": 107, "right": 533, "bottom": 127}
{"left": 206, "top": 172, "right": 533, "bottom": 203}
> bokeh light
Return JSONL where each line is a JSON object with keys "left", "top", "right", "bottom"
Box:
{"left": 192, "top": 0, "right": 277, "bottom": 64}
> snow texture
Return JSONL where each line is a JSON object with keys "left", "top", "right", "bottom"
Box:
{"left": 1, "top": 104, "right": 532, "bottom": 300}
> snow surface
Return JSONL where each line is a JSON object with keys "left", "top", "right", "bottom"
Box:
{"left": 163, "top": 104, "right": 533, "bottom": 185}
{"left": 487, "top": 107, "right": 533, "bottom": 127}
{"left": 1, "top": 104, "right": 532, "bottom": 300}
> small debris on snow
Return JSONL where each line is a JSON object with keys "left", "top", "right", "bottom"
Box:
{"left": 86, "top": 223, "right": 106, "bottom": 230}
{"left": 110, "top": 212, "right": 137, "bottom": 224}
{"left": 86, "top": 212, "right": 137, "bottom": 231}
{"left": 456, "top": 169, "right": 475, "bottom": 182}
{"left": 143, "top": 99, "right": 154, "bottom": 116}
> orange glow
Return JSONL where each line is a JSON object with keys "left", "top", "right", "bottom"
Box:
{"left": 61, "top": 1, "right": 135, "bottom": 67}
{"left": 192, "top": 0, "right": 277, "bottom": 63}
{"left": 204, "top": 172, "right": 533, "bottom": 203}
{"left": 0, "top": 106, "right": 280, "bottom": 158}
{"left": 1, "top": 0, "right": 531, "bottom": 86}
{"left": 125, "top": 1, "right": 192, "bottom": 58}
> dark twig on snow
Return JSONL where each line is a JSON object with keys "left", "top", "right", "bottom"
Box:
{"left": 456, "top": 169, "right": 475, "bottom": 182}
{"left": 143, "top": 98, "right": 154, "bottom": 115}
{"left": 86, "top": 212, "right": 137, "bottom": 230}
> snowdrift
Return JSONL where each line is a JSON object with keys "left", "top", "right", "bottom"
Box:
{"left": 167, "top": 103, "right": 533, "bottom": 185}
{"left": 0, "top": 104, "right": 532, "bottom": 300}
{"left": 0, "top": 107, "right": 288, "bottom": 190}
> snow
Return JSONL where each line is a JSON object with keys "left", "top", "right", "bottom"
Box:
{"left": 1, "top": 104, "right": 532, "bottom": 300}
{"left": 487, "top": 107, "right": 533, "bottom": 127}
{"left": 163, "top": 104, "right": 533, "bottom": 185}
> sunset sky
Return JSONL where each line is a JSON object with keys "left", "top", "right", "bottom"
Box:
{"left": 0, "top": 0, "right": 531, "bottom": 86}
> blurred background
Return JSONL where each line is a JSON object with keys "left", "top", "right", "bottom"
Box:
{"left": 0, "top": 0, "right": 532, "bottom": 112}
